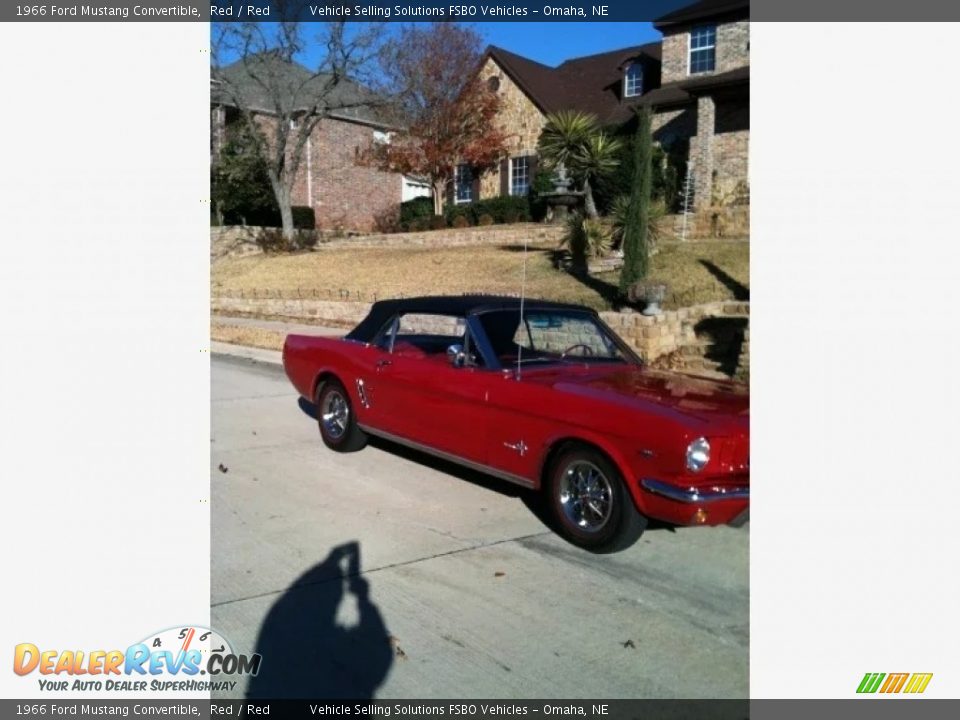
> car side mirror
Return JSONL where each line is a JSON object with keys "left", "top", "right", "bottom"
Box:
{"left": 447, "top": 344, "right": 466, "bottom": 368}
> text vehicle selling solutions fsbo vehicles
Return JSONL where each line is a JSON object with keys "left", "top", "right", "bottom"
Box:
{"left": 283, "top": 296, "right": 749, "bottom": 552}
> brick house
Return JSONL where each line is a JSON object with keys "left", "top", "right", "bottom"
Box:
{"left": 211, "top": 56, "right": 421, "bottom": 232}
{"left": 459, "top": 0, "right": 749, "bottom": 211}
{"left": 646, "top": 0, "right": 749, "bottom": 208}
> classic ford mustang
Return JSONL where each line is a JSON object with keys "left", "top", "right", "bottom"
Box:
{"left": 283, "top": 295, "right": 748, "bottom": 552}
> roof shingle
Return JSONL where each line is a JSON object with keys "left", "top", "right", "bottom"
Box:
{"left": 486, "top": 42, "right": 662, "bottom": 126}
{"left": 654, "top": 0, "right": 750, "bottom": 28}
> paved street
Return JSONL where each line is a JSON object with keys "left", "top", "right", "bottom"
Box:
{"left": 211, "top": 354, "right": 748, "bottom": 699}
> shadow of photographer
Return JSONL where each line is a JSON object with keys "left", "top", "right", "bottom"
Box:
{"left": 246, "top": 541, "right": 392, "bottom": 699}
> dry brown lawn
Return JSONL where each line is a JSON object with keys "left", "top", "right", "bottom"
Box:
{"left": 211, "top": 322, "right": 286, "bottom": 351}
{"left": 212, "top": 240, "right": 748, "bottom": 311}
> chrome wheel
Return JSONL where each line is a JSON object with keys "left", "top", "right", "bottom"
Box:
{"left": 320, "top": 389, "right": 349, "bottom": 440}
{"left": 558, "top": 460, "right": 613, "bottom": 532}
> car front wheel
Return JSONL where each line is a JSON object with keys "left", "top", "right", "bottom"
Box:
{"left": 546, "top": 446, "right": 646, "bottom": 552}
{"left": 316, "top": 378, "right": 367, "bottom": 452}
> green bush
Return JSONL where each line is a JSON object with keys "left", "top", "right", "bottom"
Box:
{"left": 210, "top": 126, "right": 317, "bottom": 230}
{"left": 291, "top": 206, "right": 315, "bottom": 230}
{"left": 211, "top": 128, "right": 276, "bottom": 227}
{"left": 474, "top": 196, "right": 531, "bottom": 223}
{"left": 594, "top": 127, "right": 687, "bottom": 214}
{"left": 443, "top": 203, "right": 473, "bottom": 226}
{"left": 220, "top": 206, "right": 314, "bottom": 229}
{"left": 445, "top": 195, "right": 532, "bottom": 225}
{"left": 399, "top": 197, "right": 434, "bottom": 225}
{"left": 429, "top": 215, "right": 448, "bottom": 230}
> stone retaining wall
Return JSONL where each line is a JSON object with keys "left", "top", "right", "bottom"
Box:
{"left": 211, "top": 223, "right": 564, "bottom": 261}
{"left": 667, "top": 207, "right": 750, "bottom": 240}
{"left": 212, "top": 297, "right": 370, "bottom": 327}
{"left": 601, "top": 301, "right": 749, "bottom": 370}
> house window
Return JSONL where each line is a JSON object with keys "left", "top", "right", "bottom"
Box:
{"left": 455, "top": 164, "right": 473, "bottom": 204}
{"left": 689, "top": 25, "right": 717, "bottom": 74}
{"left": 623, "top": 63, "right": 643, "bottom": 97}
{"left": 510, "top": 156, "right": 530, "bottom": 196}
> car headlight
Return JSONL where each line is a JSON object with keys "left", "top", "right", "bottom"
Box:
{"left": 686, "top": 437, "right": 710, "bottom": 473}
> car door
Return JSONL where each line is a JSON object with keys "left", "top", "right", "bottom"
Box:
{"left": 481, "top": 379, "right": 557, "bottom": 484}
{"left": 367, "top": 313, "right": 490, "bottom": 463}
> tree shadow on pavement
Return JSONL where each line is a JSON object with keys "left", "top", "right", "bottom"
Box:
{"left": 246, "top": 541, "right": 393, "bottom": 700}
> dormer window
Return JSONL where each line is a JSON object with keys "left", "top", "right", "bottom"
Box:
{"left": 623, "top": 62, "right": 643, "bottom": 98}
{"left": 689, "top": 25, "right": 717, "bottom": 74}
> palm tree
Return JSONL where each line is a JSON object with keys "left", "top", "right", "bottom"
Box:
{"left": 575, "top": 132, "right": 623, "bottom": 218}
{"left": 537, "top": 111, "right": 622, "bottom": 218}
{"left": 537, "top": 109, "right": 595, "bottom": 168}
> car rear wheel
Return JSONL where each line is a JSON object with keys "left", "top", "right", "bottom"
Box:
{"left": 316, "top": 378, "right": 367, "bottom": 452}
{"left": 546, "top": 446, "right": 646, "bottom": 552}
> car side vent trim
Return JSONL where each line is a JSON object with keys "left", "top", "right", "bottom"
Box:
{"left": 356, "top": 378, "right": 370, "bottom": 408}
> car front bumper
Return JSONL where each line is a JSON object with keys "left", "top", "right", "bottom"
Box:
{"left": 638, "top": 477, "right": 749, "bottom": 527}
{"left": 640, "top": 478, "right": 749, "bottom": 503}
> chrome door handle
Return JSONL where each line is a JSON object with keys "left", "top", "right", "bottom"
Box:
{"left": 376, "top": 359, "right": 392, "bottom": 368}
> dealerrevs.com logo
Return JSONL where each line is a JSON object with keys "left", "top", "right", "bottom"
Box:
{"left": 13, "top": 626, "right": 261, "bottom": 693}
{"left": 857, "top": 672, "right": 933, "bottom": 695}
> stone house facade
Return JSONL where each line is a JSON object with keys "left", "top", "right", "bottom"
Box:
{"left": 475, "top": 56, "right": 545, "bottom": 201}
{"left": 458, "top": 42, "right": 662, "bottom": 207}
{"left": 211, "top": 57, "right": 409, "bottom": 233}
{"left": 459, "top": 0, "right": 749, "bottom": 212}
{"left": 647, "top": 0, "right": 750, "bottom": 208}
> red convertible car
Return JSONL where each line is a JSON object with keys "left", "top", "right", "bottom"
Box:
{"left": 283, "top": 296, "right": 748, "bottom": 552}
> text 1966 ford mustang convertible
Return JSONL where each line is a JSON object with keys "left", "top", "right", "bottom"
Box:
{"left": 283, "top": 296, "right": 748, "bottom": 552}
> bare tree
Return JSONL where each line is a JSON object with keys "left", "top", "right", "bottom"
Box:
{"left": 212, "top": 10, "right": 386, "bottom": 239}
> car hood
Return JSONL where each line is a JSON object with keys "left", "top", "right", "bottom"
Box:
{"left": 524, "top": 364, "right": 749, "bottom": 432}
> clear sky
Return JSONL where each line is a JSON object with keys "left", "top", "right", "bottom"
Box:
{"left": 277, "top": 21, "right": 661, "bottom": 70}
{"left": 474, "top": 22, "right": 660, "bottom": 65}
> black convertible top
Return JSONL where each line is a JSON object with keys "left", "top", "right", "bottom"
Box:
{"left": 345, "top": 295, "right": 594, "bottom": 343}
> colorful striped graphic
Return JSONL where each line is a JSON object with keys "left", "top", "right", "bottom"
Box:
{"left": 857, "top": 672, "right": 932, "bottom": 694}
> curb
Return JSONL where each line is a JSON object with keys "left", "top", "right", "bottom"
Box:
{"left": 211, "top": 341, "right": 282, "bottom": 367}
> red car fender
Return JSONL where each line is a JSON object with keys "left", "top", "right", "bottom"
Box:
{"left": 311, "top": 366, "right": 373, "bottom": 423}
{"left": 537, "top": 428, "right": 653, "bottom": 516}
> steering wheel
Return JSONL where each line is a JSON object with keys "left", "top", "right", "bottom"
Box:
{"left": 560, "top": 343, "right": 595, "bottom": 358}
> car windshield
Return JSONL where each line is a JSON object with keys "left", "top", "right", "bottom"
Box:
{"left": 476, "top": 309, "right": 631, "bottom": 366}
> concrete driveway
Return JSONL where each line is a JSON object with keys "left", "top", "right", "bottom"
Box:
{"left": 211, "top": 354, "right": 748, "bottom": 699}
